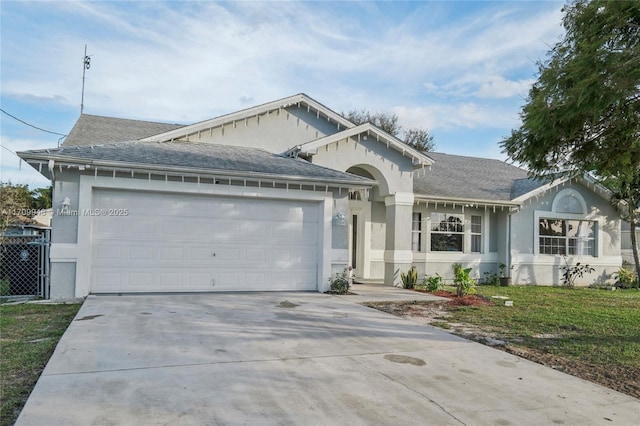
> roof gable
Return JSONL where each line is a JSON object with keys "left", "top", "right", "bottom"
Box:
{"left": 142, "top": 93, "right": 355, "bottom": 144}
{"left": 289, "top": 123, "right": 434, "bottom": 169}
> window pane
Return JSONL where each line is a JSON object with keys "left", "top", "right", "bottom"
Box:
{"left": 540, "top": 236, "right": 565, "bottom": 255}
{"left": 539, "top": 219, "right": 565, "bottom": 236}
{"left": 431, "top": 233, "right": 463, "bottom": 251}
{"left": 412, "top": 233, "right": 421, "bottom": 252}
{"left": 412, "top": 213, "right": 422, "bottom": 251}
{"left": 471, "top": 215, "right": 481, "bottom": 233}
{"left": 471, "top": 235, "right": 481, "bottom": 253}
{"left": 566, "top": 220, "right": 594, "bottom": 239}
{"left": 431, "top": 213, "right": 464, "bottom": 232}
{"left": 556, "top": 195, "right": 582, "bottom": 214}
{"left": 412, "top": 213, "right": 421, "bottom": 231}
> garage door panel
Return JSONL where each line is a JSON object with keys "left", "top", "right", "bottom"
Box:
{"left": 91, "top": 189, "right": 319, "bottom": 293}
{"left": 94, "top": 245, "right": 122, "bottom": 261}
{"left": 129, "top": 246, "right": 153, "bottom": 260}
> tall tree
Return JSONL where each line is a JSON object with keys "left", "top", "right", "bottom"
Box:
{"left": 606, "top": 171, "right": 640, "bottom": 282}
{"left": 344, "top": 109, "right": 435, "bottom": 152}
{"left": 501, "top": 0, "right": 640, "bottom": 280}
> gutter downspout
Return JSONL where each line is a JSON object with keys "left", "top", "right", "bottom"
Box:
{"left": 507, "top": 206, "right": 520, "bottom": 280}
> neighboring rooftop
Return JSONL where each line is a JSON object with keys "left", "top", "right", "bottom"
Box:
{"left": 414, "top": 152, "right": 543, "bottom": 202}
{"left": 63, "top": 115, "right": 184, "bottom": 146}
{"left": 22, "top": 141, "right": 374, "bottom": 184}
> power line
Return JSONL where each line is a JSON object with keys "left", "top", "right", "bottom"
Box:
{"left": 0, "top": 108, "right": 68, "bottom": 138}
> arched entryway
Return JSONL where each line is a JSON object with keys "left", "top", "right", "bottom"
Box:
{"left": 345, "top": 165, "right": 389, "bottom": 281}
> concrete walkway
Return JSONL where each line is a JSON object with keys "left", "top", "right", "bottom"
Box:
{"left": 17, "top": 290, "right": 639, "bottom": 425}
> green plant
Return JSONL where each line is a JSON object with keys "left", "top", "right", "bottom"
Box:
{"left": 329, "top": 271, "right": 350, "bottom": 294}
{"left": 422, "top": 273, "right": 443, "bottom": 292}
{"left": 453, "top": 263, "right": 476, "bottom": 297}
{"left": 481, "top": 271, "right": 500, "bottom": 286}
{"left": 560, "top": 256, "right": 595, "bottom": 288}
{"left": 0, "top": 279, "right": 10, "bottom": 296}
{"left": 400, "top": 267, "right": 418, "bottom": 289}
{"left": 499, "top": 263, "right": 507, "bottom": 277}
{"left": 614, "top": 266, "right": 638, "bottom": 289}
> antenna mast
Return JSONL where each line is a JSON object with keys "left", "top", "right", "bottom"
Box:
{"left": 80, "top": 44, "right": 91, "bottom": 114}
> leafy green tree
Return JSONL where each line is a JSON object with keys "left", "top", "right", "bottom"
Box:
{"left": 31, "top": 186, "right": 52, "bottom": 211}
{"left": 0, "top": 183, "right": 53, "bottom": 241}
{"left": 343, "top": 109, "right": 435, "bottom": 152}
{"left": 502, "top": 0, "right": 639, "bottom": 177}
{"left": 0, "top": 182, "right": 33, "bottom": 242}
{"left": 501, "top": 0, "right": 640, "bottom": 279}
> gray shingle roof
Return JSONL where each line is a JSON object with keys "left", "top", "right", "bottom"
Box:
{"left": 414, "top": 152, "right": 544, "bottom": 201}
{"left": 24, "top": 141, "right": 372, "bottom": 184}
{"left": 63, "top": 115, "right": 184, "bottom": 146}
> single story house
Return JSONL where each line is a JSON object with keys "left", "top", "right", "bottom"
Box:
{"left": 18, "top": 94, "right": 622, "bottom": 298}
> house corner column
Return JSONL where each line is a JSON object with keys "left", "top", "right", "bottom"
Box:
{"left": 384, "top": 192, "right": 414, "bottom": 286}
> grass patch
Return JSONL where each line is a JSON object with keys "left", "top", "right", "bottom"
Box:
{"left": 445, "top": 286, "right": 640, "bottom": 368}
{"left": 0, "top": 303, "right": 81, "bottom": 426}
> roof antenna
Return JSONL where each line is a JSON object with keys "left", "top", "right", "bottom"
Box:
{"left": 80, "top": 44, "right": 91, "bottom": 115}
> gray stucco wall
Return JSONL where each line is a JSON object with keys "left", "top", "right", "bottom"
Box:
{"left": 510, "top": 182, "right": 621, "bottom": 286}
{"left": 411, "top": 204, "right": 502, "bottom": 282}
{"left": 52, "top": 171, "right": 81, "bottom": 244}
{"left": 49, "top": 262, "right": 76, "bottom": 299}
{"left": 309, "top": 136, "right": 415, "bottom": 196}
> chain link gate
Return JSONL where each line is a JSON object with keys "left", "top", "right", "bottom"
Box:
{"left": 0, "top": 231, "right": 50, "bottom": 299}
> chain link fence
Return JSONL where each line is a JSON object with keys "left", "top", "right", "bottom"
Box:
{"left": 0, "top": 232, "right": 50, "bottom": 299}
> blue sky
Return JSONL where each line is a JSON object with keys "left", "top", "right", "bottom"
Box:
{"left": 1, "top": 0, "right": 565, "bottom": 188}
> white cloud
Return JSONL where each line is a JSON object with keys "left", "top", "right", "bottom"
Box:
{"left": 475, "top": 76, "right": 535, "bottom": 99}
{"left": 393, "top": 102, "right": 517, "bottom": 132}
{"left": 0, "top": 0, "right": 565, "bottom": 185}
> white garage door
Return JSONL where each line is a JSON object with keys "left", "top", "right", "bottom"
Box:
{"left": 90, "top": 189, "right": 319, "bottom": 293}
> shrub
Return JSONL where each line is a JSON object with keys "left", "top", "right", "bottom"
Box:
{"left": 400, "top": 267, "right": 418, "bottom": 289}
{"left": 614, "top": 266, "right": 638, "bottom": 289}
{"left": 329, "top": 271, "right": 350, "bottom": 294}
{"left": 560, "top": 256, "right": 595, "bottom": 288}
{"left": 453, "top": 263, "right": 476, "bottom": 297}
{"left": 422, "top": 273, "right": 443, "bottom": 292}
{"left": 480, "top": 271, "right": 500, "bottom": 286}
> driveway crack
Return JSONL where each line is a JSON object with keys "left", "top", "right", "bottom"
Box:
{"left": 352, "top": 355, "right": 467, "bottom": 425}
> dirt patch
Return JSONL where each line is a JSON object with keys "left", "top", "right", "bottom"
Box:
{"left": 364, "top": 299, "right": 640, "bottom": 400}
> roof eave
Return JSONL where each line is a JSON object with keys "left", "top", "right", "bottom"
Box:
{"left": 414, "top": 194, "right": 521, "bottom": 208}
{"left": 17, "top": 152, "right": 374, "bottom": 189}
{"left": 511, "top": 175, "right": 612, "bottom": 203}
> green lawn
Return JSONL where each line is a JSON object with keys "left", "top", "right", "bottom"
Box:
{"left": 444, "top": 286, "right": 640, "bottom": 368}
{"left": 0, "top": 303, "right": 81, "bottom": 426}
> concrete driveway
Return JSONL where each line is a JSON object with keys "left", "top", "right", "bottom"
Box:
{"left": 17, "top": 290, "right": 639, "bottom": 425}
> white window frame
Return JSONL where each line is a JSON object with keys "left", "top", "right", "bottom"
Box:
{"left": 534, "top": 188, "right": 599, "bottom": 257}
{"left": 534, "top": 211, "right": 599, "bottom": 257}
{"left": 470, "top": 215, "right": 482, "bottom": 253}
{"left": 429, "top": 213, "right": 465, "bottom": 252}
{"left": 412, "top": 212, "right": 422, "bottom": 252}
